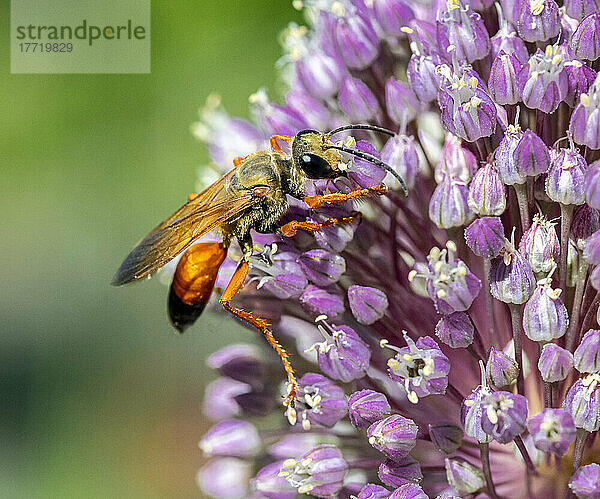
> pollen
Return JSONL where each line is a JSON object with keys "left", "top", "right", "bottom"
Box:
{"left": 531, "top": 0, "right": 545, "bottom": 15}
{"left": 331, "top": 1, "right": 345, "bottom": 16}
{"left": 545, "top": 45, "right": 553, "bottom": 58}
{"left": 401, "top": 26, "right": 413, "bottom": 34}
{"left": 468, "top": 76, "right": 478, "bottom": 89}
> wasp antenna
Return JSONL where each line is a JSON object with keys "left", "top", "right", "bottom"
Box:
{"left": 325, "top": 124, "right": 396, "bottom": 139}
{"left": 325, "top": 144, "right": 408, "bottom": 196}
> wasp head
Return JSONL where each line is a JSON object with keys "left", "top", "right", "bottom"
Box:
{"left": 291, "top": 129, "right": 345, "bottom": 179}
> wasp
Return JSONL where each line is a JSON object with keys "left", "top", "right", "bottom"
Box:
{"left": 112, "top": 123, "right": 406, "bottom": 416}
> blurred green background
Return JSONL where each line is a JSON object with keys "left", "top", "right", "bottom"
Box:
{"left": 2, "top": 1, "right": 300, "bottom": 496}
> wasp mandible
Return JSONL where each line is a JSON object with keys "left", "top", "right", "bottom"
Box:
{"left": 112, "top": 124, "right": 406, "bottom": 415}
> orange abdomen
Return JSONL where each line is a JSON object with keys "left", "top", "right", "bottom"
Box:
{"left": 168, "top": 242, "right": 227, "bottom": 332}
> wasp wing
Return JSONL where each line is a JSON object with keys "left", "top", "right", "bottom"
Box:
{"left": 112, "top": 168, "right": 259, "bottom": 285}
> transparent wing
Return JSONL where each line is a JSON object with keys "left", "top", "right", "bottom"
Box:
{"left": 112, "top": 169, "right": 261, "bottom": 285}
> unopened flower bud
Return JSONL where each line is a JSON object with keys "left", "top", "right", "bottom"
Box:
{"left": 338, "top": 76, "right": 379, "bottom": 122}
{"left": 429, "top": 423, "right": 464, "bottom": 454}
{"left": 468, "top": 162, "right": 506, "bottom": 215}
{"left": 486, "top": 347, "right": 520, "bottom": 388}
{"left": 523, "top": 278, "right": 569, "bottom": 342}
{"left": 584, "top": 229, "right": 600, "bottom": 264}
{"left": 381, "top": 134, "right": 419, "bottom": 191}
{"left": 545, "top": 146, "right": 588, "bottom": 205}
{"left": 252, "top": 460, "right": 297, "bottom": 498}
{"left": 429, "top": 174, "right": 473, "bottom": 228}
{"left": 490, "top": 242, "right": 536, "bottom": 304}
{"left": 574, "top": 329, "right": 600, "bottom": 372}
{"left": 489, "top": 51, "right": 523, "bottom": 105}
{"left": 569, "top": 463, "right": 600, "bottom": 498}
{"left": 436, "top": 134, "right": 478, "bottom": 184}
{"left": 355, "top": 483, "right": 391, "bottom": 499}
{"left": 299, "top": 249, "right": 346, "bottom": 286}
{"left": 386, "top": 77, "right": 418, "bottom": 126}
{"left": 519, "top": 214, "right": 560, "bottom": 273}
{"left": 300, "top": 285, "right": 345, "bottom": 317}
{"left": 367, "top": 414, "right": 419, "bottom": 461}
{"left": 348, "top": 389, "right": 392, "bottom": 429}
{"left": 464, "top": 217, "right": 506, "bottom": 258}
{"left": 199, "top": 419, "right": 261, "bottom": 458}
{"left": 435, "top": 311, "right": 474, "bottom": 348}
{"left": 445, "top": 458, "right": 485, "bottom": 495}
{"left": 516, "top": 0, "right": 560, "bottom": 42}
{"left": 538, "top": 343, "right": 574, "bottom": 382}
{"left": 348, "top": 285, "right": 389, "bottom": 325}
{"left": 585, "top": 159, "right": 600, "bottom": 209}
{"left": 378, "top": 457, "right": 423, "bottom": 488}
{"left": 389, "top": 483, "right": 428, "bottom": 499}
{"left": 571, "top": 13, "right": 600, "bottom": 61}
{"left": 563, "top": 373, "right": 600, "bottom": 431}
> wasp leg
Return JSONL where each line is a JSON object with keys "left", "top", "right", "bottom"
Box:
{"left": 278, "top": 211, "right": 362, "bottom": 237}
{"left": 219, "top": 241, "right": 298, "bottom": 410}
{"left": 269, "top": 134, "right": 292, "bottom": 153}
{"left": 304, "top": 184, "right": 388, "bottom": 210}
{"left": 233, "top": 156, "right": 245, "bottom": 166}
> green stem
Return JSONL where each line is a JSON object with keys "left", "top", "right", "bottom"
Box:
{"left": 559, "top": 204, "right": 574, "bottom": 293}
{"left": 509, "top": 304, "right": 525, "bottom": 395}
{"left": 514, "top": 435, "right": 538, "bottom": 475}
{"left": 483, "top": 257, "right": 500, "bottom": 348}
{"left": 479, "top": 443, "right": 499, "bottom": 499}
{"left": 566, "top": 257, "right": 589, "bottom": 352}
{"left": 572, "top": 428, "right": 589, "bottom": 473}
{"left": 514, "top": 183, "right": 531, "bottom": 233}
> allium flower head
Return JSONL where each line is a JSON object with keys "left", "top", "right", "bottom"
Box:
{"left": 191, "top": 3, "right": 600, "bottom": 496}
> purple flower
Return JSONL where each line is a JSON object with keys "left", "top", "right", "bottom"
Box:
{"left": 437, "top": 63, "right": 497, "bottom": 142}
{"left": 389, "top": 483, "right": 428, "bottom": 499}
{"left": 468, "top": 161, "right": 507, "bottom": 216}
{"left": 367, "top": 414, "right": 419, "bottom": 460}
{"left": 436, "top": 2, "right": 490, "bottom": 63}
{"left": 381, "top": 134, "right": 419, "bottom": 191}
{"left": 527, "top": 408, "right": 576, "bottom": 456}
{"left": 518, "top": 46, "right": 569, "bottom": 113}
{"left": 519, "top": 214, "right": 560, "bottom": 273}
{"left": 332, "top": 8, "right": 379, "bottom": 69}
{"left": 338, "top": 76, "right": 379, "bottom": 122}
{"left": 428, "top": 423, "right": 464, "bottom": 454}
{"left": 197, "top": 457, "right": 252, "bottom": 498}
{"left": 481, "top": 391, "right": 528, "bottom": 443}
{"left": 368, "top": 0, "right": 414, "bottom": 38}
{"left": 545, "top": 146, "right": 588, "bottom": 205}
{"left": 516, "top": 0, "right": 560, "bottom": 42}
{"left": 295, "top": 51, "right": 345, "bottom": 99}
{"left": 572, "top": 204, "right": 600, "bottom": 241}
{"left": 207, "top": 343, "right": 266, "bottom": 387}
{"left": 299, "top": 249, "right": 346, "bottom": 286}
{"left": 435, "top": 134, "right": 477, "bottom": 184}
{"left": 495, "top": 125, "right": 550, "bottom": 185}
{"left": 538, "top": 343, "right": 574, "bottom": 382}
{"left": 584, "top": 229, "right": 600, "bottom": 264}
{"left": 490, "top": 242, "right": 536, "bottom": 304}
{"left": 279, "top": 444, "right": 348, "bottom": 497}
{"left": 464, "top": 217, "right": 506, "bottom": 258}
{"left": 386, "top": 77, "right": 418, "bottom": 127}
{"left": 295, "top": 373, "right": 347, "bottom": 429}
{"left": 348, "top": 389, "right": 392, "bottom": 429}
{"left": 378, "top": 457, "right": 423, "bottom": 488}
{"left": 445, "top": 459, "right": 485, "bottom": 495}
{"left": 574, "top": 329, "right": 600, "bottom": 373}
{"left": 355, "top": 483, "right": 391, "bottom": 499}
{"left": 585, "top": 160, "right": 600, "bottom": 209}
{"left": 486, "top": 347, "right": 519, "bottom": 388}
{"left": 300, "top": 285, "right": 345, "bottom": 318}
{"left": 564, "top": 53, "right": 597, "bottom": 108}
{"left": 348, "top": 285, "right": 389, "bottom": 325}
{"left": 435, "top": 311, "right": 474, "bottom": 348}
{"left": 429, "top": 175, "right": 473, "bottom": 229}
{"left": 491, "top": 23, "right": 529, "bottom": 62}
{"left": 489, "top": 51, "right": 523, "bottom": 105}
{"left": 563, "top": 374, "right": 600, "bottom": 431}
{"left": 569, "top": 463, "right": 600, "bottom": 498}
{"left": 387, "top": 333, "right": 450, "bottom": 402}
{"left": 565, "top": 0, "right": 600, "bottom": 20}
{"left": 416, "top": 242, "right": 481, "bottom": 313}
{"left": 310, "top": 323, "right": 370, "bottom": 382}
{"left": 570, "top": 75, "right": 600, "bottom": 149}
{"left": 571, "top": 14, "right": 600, "bottom": 61}
{"left": 199, "top": 419, "right": 261, "bottom": 458}
{"left": 522, "top": 278, "right": 569, "bottom": 342}
{"left": 406, "top": 32, "right": 443, "bottom": 103}
{"left": 349, "top": 140, "right": 387, "bottom": 188}
{"left": 462, "top": 384, "right": 493, "bottom": 444}
{"left": 252, "top": 460, "right": 297, "bottom": 499}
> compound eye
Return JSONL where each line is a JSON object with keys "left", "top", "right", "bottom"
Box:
{"left": 299, "top": 153, "right": 334, "bottom": 178}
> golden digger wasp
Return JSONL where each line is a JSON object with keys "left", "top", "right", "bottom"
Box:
{"left": 112, "top": 124, "right": 406, "bottom": 417}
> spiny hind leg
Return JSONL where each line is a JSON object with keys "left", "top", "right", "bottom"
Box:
{"left": 278, "top": 211, "right": 362, "bottom": 237}
{"left": 304, "top": 184, "right": 388, "bottom": 209}
{"left": 219, "top": 237, "right": 298, "bottom": 415}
